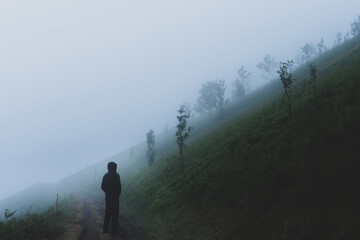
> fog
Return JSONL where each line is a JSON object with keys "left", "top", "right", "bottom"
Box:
{"left": 0, "top": 0, "right": 359, "bottom": 200}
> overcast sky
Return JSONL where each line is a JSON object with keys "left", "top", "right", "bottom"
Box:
{"left": 0, "top": 0, "right": 359, "bottom": 200}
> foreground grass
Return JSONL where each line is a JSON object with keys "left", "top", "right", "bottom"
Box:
{"left": 0, "top": 197, "right": 75, "bottom": 240}
{"left": 120, "top": 36, "right": 360, "bottom": 240}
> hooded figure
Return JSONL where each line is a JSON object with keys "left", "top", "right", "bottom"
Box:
{"left": 101, "top": 161, "right": 121, "bottom": 233}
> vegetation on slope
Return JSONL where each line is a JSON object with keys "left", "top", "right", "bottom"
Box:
{"left": 120, "top": 36, "right": 360, "bottom": 239}
{"left": 0, "top": 197, "right": 74, "bottom": 240}
{"left": 3, "top": 27, "right": 359, "bottom": 240}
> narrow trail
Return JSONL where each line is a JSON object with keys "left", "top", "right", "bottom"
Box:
{"left": 78, "top": 199, "right": 100, "bottom": 240}
{"left": 76, "top": 193, "right": 143, "bottom": 240}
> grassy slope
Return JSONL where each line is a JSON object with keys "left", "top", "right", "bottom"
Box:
{"left": 0, "top": 197, "right": 73, "bottom": 239}
{"left": 120, "top": 37, "right": 360, "bottom": 240}
{"left": 3, "top": 36, "right": 358, "bottom": 239}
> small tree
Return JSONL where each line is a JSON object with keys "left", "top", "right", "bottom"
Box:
{"left": 278, "top": 60, "right": 295, "bottom": 118}
{"left": 309, "top": 62, "right": 319, "bottom": 103}
{"left": 301, "top": 43, "right": 316, "bottom": 63}
{"left": 196, "top": 79, "right": 226, "bottom": 116}
{"left": 334, "top": 32, "right": 342, "bottom": 47}
{"left": 232, "top": 66, "right": 251, "bottom": 100}
{"left": 351, "top": 15, "right": 360, "bottom": 37}
{"left": 146, "top": 129, "right": 156, "bottom": 166}
{"left": 301, "top": 77, "right": 312, "bottom": 104}
{"left": 176, "top": 105, "right": 193, "bottom": 171}
{"left": 317, "top": 38, "right": 327, "bottom": 55}
{"left": 257, "top": 54, "right": 278, "bottom": 81}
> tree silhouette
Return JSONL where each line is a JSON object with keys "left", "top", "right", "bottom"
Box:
{"left": 334, "top": 32, "right": 342, "bottom": 47}
{"left": 232, "top": 66, "right": 251, "bottom": 100}
{"left": 351, "top": 15, "right": 360, "bottom": 37}
{"left": 317, "top": 38, "right": 327, "bottom": 55}
{"left": 146, "top": 129, "right": 156, "bottom": 166}
{"left": 301, "top": 43, "right": 316, "bottom": 63}
{"left": 196, "top": 79, "right": 226, "bottom": 116}
{"left": 278, "top": 60, "right": 295, "bottom": 118}
{"left": 175, "top": 105, "right": 193, "bottom": 171}
{"left": 257, "top": 54, "right": 278, "bottom": 81}
{"left": 309, "top": 62, "right": 319, "bottom": 104}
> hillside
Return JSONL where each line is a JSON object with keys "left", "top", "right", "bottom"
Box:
{"left": 117, "top": 37, "right": 360, "bottom": 239}
{"left": 1, "top": 36, "right": 359, "bottom": 240}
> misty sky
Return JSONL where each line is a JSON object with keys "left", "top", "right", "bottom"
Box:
{"left": 1, "top": 0, "right": 359, "bottom": 200}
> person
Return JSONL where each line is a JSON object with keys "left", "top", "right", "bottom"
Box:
{"left": 101, "top": 161, "right": 122, "bottom": 233}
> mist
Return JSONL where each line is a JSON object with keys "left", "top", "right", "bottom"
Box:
{"left": 1, "top": 0, "right": 359, "bottom": 200}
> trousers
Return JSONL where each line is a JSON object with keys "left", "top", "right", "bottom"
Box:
{"left": 104, "top": 195, "right": 119, "bottom": 232}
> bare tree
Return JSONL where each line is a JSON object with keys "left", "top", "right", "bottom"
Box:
{"left": 146, "top": 129, "right": 156, "bottom": 166}
{"left": 257, "top": 54, "right": 278, "bottom": 81}
{"left": 333, "top": 32, "right": 342, "bottom": 47}
{"left": 301, "top": 43, "right": 316, "bottom": 63}
{"left": 351, "top": 15, "right": 360, "bottom": 37}
{"left": 317, "top": 38, "right": 327, "bottom": 55}
{"left": 232, "top": 66, "right": 251, "bottom": 100}
{"left": 309, "top": 62, "right": 319, "bottom": 104}
{"left": 278, "top": 60, "right": 295, "bottom": 118}
{"left": 176, "top": 105, "right": 193, "bottom": 171}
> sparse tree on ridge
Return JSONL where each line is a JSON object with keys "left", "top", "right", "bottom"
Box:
{"left": 309, "top": 62, "right": 319, "bottom": 104}
{"left": 317, "top": 38, "right": 327, "bottom": 55}
{"left": 301, "top": 43, "right": 316, "bottom": 63}
{"left": 257, "top": 54, "right": 278, "bottom": 81}
{"left": 334, "top": 32, "right": 342, "bottom": 47}
{"left": 278, "top": 60, "right": 295, "bottom": 118}
{"left": 146, "top": 129, "right": 156, "bottom": 166}
{"left": 195, "top": 79, "right": 226, "bottom": 116}
{"left": 232, "top": 66, "right": 251, "bottom": 100}
{"left": 351, "top": 15, "right": 360, "bottom": 37}
{"left": 302, "top": 62, "right": 319, "bottom": 105}
{"left": 176, "top": 105, "right": 193, "bottom": 171}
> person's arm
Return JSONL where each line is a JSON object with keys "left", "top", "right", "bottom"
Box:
{"left": 117, "top": 174, "right": 121, "bottom": 196}
{"left": 101, "top": 175, "right": 106, "bottom": 193}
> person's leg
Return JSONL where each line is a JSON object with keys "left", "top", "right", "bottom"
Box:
{"left": 103, "top": 197, "right": 112, "bottom": 232}
{"left": 111, "top": 197, "right": 120, "bottom": 233}
{"left": 103, "top": 209, "right": 111, "bottom": 232}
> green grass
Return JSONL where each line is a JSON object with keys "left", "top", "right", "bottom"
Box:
{"left": 119, "top": 36, "right": 360, "bottom": 240}
{"left": 0, "top": 196, "right": 75, "bottom": 239}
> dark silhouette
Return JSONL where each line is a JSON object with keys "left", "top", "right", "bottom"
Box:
{"left": 101, "top": 161, "right": 122, "bottom": 234}
{"left": 176, "top": 105, "right": 193, "bottom": 171}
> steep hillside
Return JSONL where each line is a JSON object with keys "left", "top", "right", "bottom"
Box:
{"left": 2, "top": 36, "right": 359, "bottom": 240}
{"left": 118, "top": 37, "right": 360, "bottom": 240}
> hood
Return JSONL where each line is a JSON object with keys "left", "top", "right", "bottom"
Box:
{"left": 107, "top": 162, "right": 117, "bottom": 172}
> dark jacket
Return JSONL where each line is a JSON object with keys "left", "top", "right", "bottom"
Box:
{"left": 101, "top": 162, "right": 121, "bottom": 197}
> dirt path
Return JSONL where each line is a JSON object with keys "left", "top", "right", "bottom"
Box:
{"left": 76, "top": 193, "right": 143, "bottom": 240}
{"left": 78, "top": 198, "right": 100, "bottom": 240}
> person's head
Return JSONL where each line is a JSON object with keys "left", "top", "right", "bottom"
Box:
{"left": 107, "top": 162, "right": 117, "bottom": 172}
